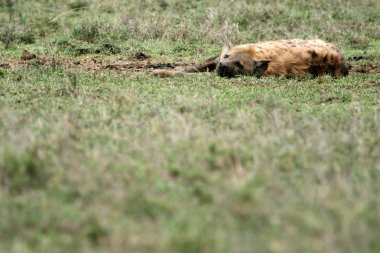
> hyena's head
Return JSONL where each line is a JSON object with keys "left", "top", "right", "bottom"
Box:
{"left": 216, "top": 39, "right": 270, "bottom": 78}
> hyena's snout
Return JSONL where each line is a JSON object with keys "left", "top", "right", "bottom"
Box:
{"left": 216, "top": 62, "right": 235, "bottom": 78}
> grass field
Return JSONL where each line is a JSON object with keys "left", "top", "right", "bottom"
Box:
{"left": 1, "top": 0, "right": 380, "bottom": 252}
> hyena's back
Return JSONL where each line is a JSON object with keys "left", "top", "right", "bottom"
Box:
{"left": 249, "top": 39, "right": 350, "bottom": 77}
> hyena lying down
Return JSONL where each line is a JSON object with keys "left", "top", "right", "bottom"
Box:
{"left": 155, "top": 39, "right": 351, "bottom": 78}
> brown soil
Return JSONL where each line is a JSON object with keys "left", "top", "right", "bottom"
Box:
{"left": 350, "top": 64, "right": 380, "bottom": 74}
{"left": 0, "top": 52, "right": 379, "bottom": 76}
{"left": 0, "top": 54, "right": 192, "bottom": 75}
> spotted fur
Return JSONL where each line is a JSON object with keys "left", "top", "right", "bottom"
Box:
{"left": 195, "top": 39, "right": 351, "bottom": 78}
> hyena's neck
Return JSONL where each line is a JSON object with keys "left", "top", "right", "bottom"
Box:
{"left": 232, "top": 44, "right": 256, "bottom": 57}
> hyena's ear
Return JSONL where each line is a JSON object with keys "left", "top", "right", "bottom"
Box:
{"left": 253, "top": 60, "right": 270, "bottom": 77}
{"left": 221, "top": 36, "right": 233, "bottom": 55}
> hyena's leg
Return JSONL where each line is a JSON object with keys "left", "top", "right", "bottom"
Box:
{"left": 152, "top": 56, "right": 219, "bottom": 77}
{"left": 184, "top": 56, "right": 220, "bottom": 73}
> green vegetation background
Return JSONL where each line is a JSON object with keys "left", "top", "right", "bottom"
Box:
{"left": 0, "top": 0, "right": 379, "bottom": 252}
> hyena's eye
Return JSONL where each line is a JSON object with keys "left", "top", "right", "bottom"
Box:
{"left": 224, "top": 54, "right": 229, "bottom": 59}
{"left": 235, "top": 61, "right": 244, "bottom": 68}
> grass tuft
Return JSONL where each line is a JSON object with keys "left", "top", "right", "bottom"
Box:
{"left": 71, "top": 20, "right": 111, "bottom": 43}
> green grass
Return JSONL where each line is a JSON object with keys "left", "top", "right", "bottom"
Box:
{"left": 1, "top": 0, "right": 380, "bottom": 253}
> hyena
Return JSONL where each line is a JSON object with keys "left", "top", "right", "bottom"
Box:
{"left": 189, "top": 39, "right": 351, "bottom": 78}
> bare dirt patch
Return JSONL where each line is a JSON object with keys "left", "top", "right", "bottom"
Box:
{"left": 0, "top": 51, "right": 193, "bottom": 75}
{"left": 351, "top": 64, "right": 380, "bottom": 74}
